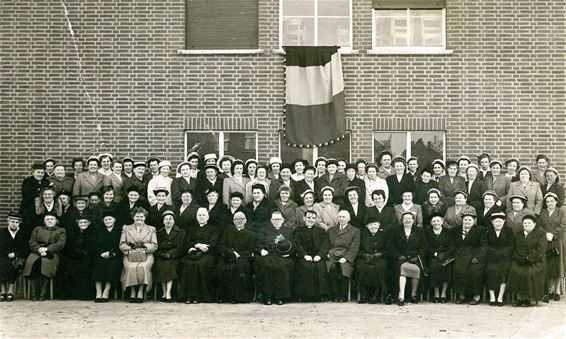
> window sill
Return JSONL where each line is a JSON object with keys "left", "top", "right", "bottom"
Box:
{"left": 177, "top": 49, "right": 265, "bottom": 55}
{"left": 367, "top": 48, "right": 453, "bottom": 55}
{"left": 272, "top": 48, "right": 360, "bottom": 55}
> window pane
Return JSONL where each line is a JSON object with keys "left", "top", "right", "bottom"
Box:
{"left": 224, "top": 132, "right": 257, "bottom": 160}
{"left": 375, "top": 10, "right": 407, "bottom": 47}
{"left": 318, "top": 18, "right": 350, "bottom": 46}
{"left": 318, "top": 0, "right": 349, "bottom": 17}
{"left": 282, "top": 0, "right": 315, "bottom": 16}
{"left": 317, "top": 133, "right": 351, "bottom": 161}
{"left": 186, "top": 132, "right": 219, "bottom": 156}
{"left": 373, "top": 132, "right": 407, "bottom": 162}
{"left": 410, "top": 131, "right": 444, "bottom": 167}
{"left": 282, "top": 17, "right": 315, "bottom": 46}
{"left": 410, "top": 10, "right": 442, "bottom": 46}
{"left": 280, "top": 133, "right": 314, "bottom": 164}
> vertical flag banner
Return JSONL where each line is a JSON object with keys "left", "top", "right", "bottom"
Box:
{"left": 284, "top": 46, "right": 346, "bottom": 147}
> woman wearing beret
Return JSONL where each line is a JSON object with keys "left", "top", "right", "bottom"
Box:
{"left": 0, "top": 212, "right": 28, "bottom": 302}
{"left": 48, "top": 164, "right": 74, "bottom": 196}
{"left": 506, "top": 195, "right": 534, "bottom": 233}
{"left": 438, "top": 161, "right": 466, "bottom": 207}
{"left": 179, "top": 208, "right": 219, "bottom": 303}
{"left": 364, "top": 189, "right": 398, "bottom": 231}
{"left": 541, "top": 168, "right": 564, "bottom": 208}
{"left": 119, "top": 207, "right": 157, "bottom": 303}
{"left": 394, "top": 190, "right": 423, "bottom": 229}
{"left": 421, "top": 188, "right": 447, "bottom": 228}
{"left": 73, "top": 157, "right": 105, "bottom": 197}
{"left": 115, "top": 186, "right": 149, "bottom": 227}
{"left": 444, "top": 191, "right": 476, "bottom": 229}
{"left": 90, "top": 186, "right": 118, "bottom": 227}
{"left": 216, "top": 211, "right": 257, "bottom": 303}
{"left": 313, "top": 186, "right": 340, "bottom": 231}
{"left": 23, "top": 213, "right": 67, "bottom": 301}
{"left": 484, "top": 212, "right": 514, "bottom": 306}
{"left": 452, "top": 212, "right": 485, "bottom": 305}
{"left": 244, "top": 165, "right": 270, "bottom": 205}
{"left": 222, "top": 160, "right": 250, "bottom": 207}
{"left": 147, "top": 188, "right": 173, "bottom": 229}
{"left": 155, "top": 211, "right": 186, "bottom": 302}
{"left": 227, "top": 192, "right": 245, "bottom": 217}
{"left": 295, "top": 189, "right": 316, "bottom": 228}
{"left": 477, "top": 190, "right": 504, "bottom": 229}
{"left": 538, "top": 192, "right": 565, "bottom": 301}
{"left": 386, "top": 158, "right": 416, "bottom": 207}
{"left": 293, "top": 166, "right": 320, "bottom": 205}
{"left": 171, "top": 161, "right": 198, "bottom": 208}
{"left": 508, "top": 214, "right": 548, "bottom": 306}
{"left": 506, "top": 166, "right": 543, "bottom": 215}
{"left": 175, "top": 190, "right": 200, "bottom": 233}
{"left": 363, "top": 163, "right": 388, "bottom": 207}
{"left": 484, "top": 160, "right": 511, "bottom": 207}
{"left": 273, "top": 185, "right": 299, "bottom": 230}
{"left": 92, "top": 211, "right": 122, "bottom": 302}
{"left": 196, "top": 165, "right": 224, "bottom": 207}
{"left": 388, "top": 211, "right": 426, "bottom": 306}
{"left": 414, "top": 166, "right": 439, "bottom": 205}
{"left": 425, "top": 213, "right": 454, "bottom": 303}
{"left": 147, "top": 161, "right": 173, "bottom": 206}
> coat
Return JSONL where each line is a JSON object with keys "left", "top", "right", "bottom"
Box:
{"left": 273, "top": 199, "right": 300, "bottom": 230}
{"left": 20, "top": 175, "right": 51, "bottom": 214}
{"left": 394, "top": 203, "right": 424, "bottom": 228}
{"left": 388, "top": 225, "right": 427, "bottom": 276}
{"left": 506, "top": 208, "right": 535, "bottom": 233}
{"left": 196, "top": 177, "right": 223, "bottom": 206}
{"left": 324, "top": 224, "right": 360, "bottom": 278}
{"left": 425, "top": 227, "right": 455, "bottom": 287}
{"left": 466, "top": 179, "right": 486, "bottom": 213}
{"left": 103, "top": 173, "right": 128, "bottom": 203}
{"left": 483, "top": 226, "right": 514, "bottom": 289}
{"left": 0, "top": 228, "right": 29, "bottom": 284}
{"left": 438, "top": 175, "right": 466, "bottom": 206}
{"left": 48, "top": 175, "right": 75, "bottom": 196}
{"left": 506, "top": 181, "right": 543, "bottom": 215}
{"left": 452, "top": 225, "right": 486, "bottom": 295}
{"left": 484, "top": 174, "right": 511, "bottom": 207}
{"left": 72, "top": 172, "right": 105, "bottom": 197}
{"left": 222, "top": 176, "right": 251, "bottom": 206}
{"left": 293, "top": 179, "right": 321, "bottom": 204}
{"left": 91, "top": 224, "right": 123, "bottom": 283}
{"left": 386, "top": 174, "right": 416, "bottom": 207}
{"left": 23, "top": 226, "right": 67, "bottom": 278}
{"left": 122, "top": 175, "right": 148, "bottom": 201}
{"left": 537, "top": 207, "right": 566, "bottom": 279}
{"left": 347, "top": 177, "right": 366, "bottom": 206}
{"left": 119, "top": 223, "right": 158, "bottom": 290}
{"left": 175, "top": 201, "right": 200, "bottom": 233}
{"left": 355, "top": 227, "right": 389, "bottom": 289}
{"left": 312, "top": 202, "right": 340, "bottom": 231}
{"left": 414, "top": 180, "right": 439, "bottom": 205}
{"left": 541, "top": 182, "right": 565, "bottom": 208}
{"left": 59, "top": 225, "right": 94, "bottom": 299}
{"left": 171, "top": 176, "right": 197, "bottom": 208}
{"left": 477, "top": 204, "right": 505, "bottom": 229}
{"left": 421, "top": 201, "right": 447, "bottom": 228}
{"left": 292, "top": 224, "right": 331, "bottom": 297}
{"left": 340, "top": 201, "right": 367, "bottom": 229}
{"left": 115, "top": 199, "right": 150, "bottom": 227}
{"left": 147, "top": 203, "right": 173, "bottom": 229}
{"left": 155, "top": 225, "right": 186, "bottom": 283}
{"left": 444, "top": 204, "right": 476, "bottom": 229}
{"left": 318, "top": 172, "right": 348, "bottom": 204}
{"left": 207, "top": 202, "right": 231, "bottom": 231}
{"left": 244, "top": 199, "right": 273, "bottom": 234}
{"left": 364, "top": 205, "right": 399, "bottom": 231}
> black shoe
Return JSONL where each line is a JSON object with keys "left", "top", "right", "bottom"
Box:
{"left": 276, "top": 299, "right": 284, "bottom": 305}
{"left": 397, "top": 298, "right": 405, "bottom": 306}
{"left": 358, "top": 298, "right": 368, "bottom": 304}
{"left": 166, "top": 298, "right": 173, "bottom": 303}
{"left": 38, "top": 293, "right": 46, "bottom": 301}
{"left": 6, "top": 294, "right": 14, "bottom": 302}
{"left": 456, "top": 298, "right": 465, "bottom": 304}
{"left": 496, "top": 301, "right": 504, "bottom": 306}
{"left": 469, "top": 299, "right": 480, "bottom": 305}
{"left": 384, "top": 295, "right": 393, "bottom": 305}
{"left": 129, "top": 297, "right": 137, "bottom": 303}
{"left": 264, "top": 299, "right": 272, "bottom": 305}
{"left": 369, "top": 296, "right": 377, "bottom": 304}
{"left": 410, "top": 296, "right": 419, "bottom": 304}
{"left": 542, "top": 294, "right": 550, "bottom": 303}
{"left": 554, "top": 294, "right": 561, "bottom": 301}
{"left": 101, "top": 298, "right": 109, "bottom": 303}
{"left": 440, "top": 297, "right": 447, "bottom": 303}
{"left": 512, "top": 299, "right": 522, "bottom": 307}
{"left": 489, "top": 301, "right": 496, "bottom": 306}
{"left": 136, "top": 297, "right": 144, "bottom": 303}
{"left": 0, "top": 294, "right": 5, "bottom": 302}
{"left": 433, "top": 297, "right": 440, "bottom": 304}
{"left": 95, "top": 298, "right": 102, "bottom": 303}
{"left": 521, "top": 299, "right": 530, "bottom": 307}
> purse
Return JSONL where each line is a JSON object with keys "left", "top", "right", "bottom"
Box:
{"left": 128, "top": 249, "right": 147, "bottom": 262}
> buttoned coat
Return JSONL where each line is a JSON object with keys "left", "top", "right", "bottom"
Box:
{"left": 155, "top": 225, "right": 186, "bottom": 283}
{"left": 506, "top": 181, "right": 543, "bottom": 215}
{"left": 312, "top": 201, "right": 340, "bottom": 231}
{"left": 364, "top": 205, "right": 399, "bottom": 231}
{"left": 444, "top": 204, "right": 476, "bottom": 229}
{"left": 452, "top": 225, "right": 486, "bottom": 295}
{"left": 438, "top": 175, "right": 466, "bottom": 206}
{"left": 23, "top": 226, "right": 67, "bottom": 278}
{"left": 119, "top": 223, "right": 158, "bottom": 290}
{"left": 506, "top": 208, "right": 535, "bottom": 233}
{"left": 72, "top": 172, "right": 105, "bottom": 197}
{"left": 541, "top": 182, "right": 565, "bottom": 208}
{"left": 171, "top": 176, "right": 197, "bottom": 208}
{"left": 103, "top": 173, "right": 128, "bottom": 203}
{"left": 466, "top": 179, "right": 486, "bottom": 213}
{"left": 394, "top": 204, "right": 424, "bottom": 228}
{"left": 48, "top": 175, "right": 75, "bottom": 196}
{"left": 318, "top": 172, "right": 348, "bottom": 204}
{"left": 386, "top": 174, "right": 416, "bottom": 207}
{"left": 484, "top": 174, "right": 511, "bottom": 207}
{"left": 222, "top": 176, "right": 250, "bottom": 206}
{"left": 340, "top": 201, "right": 367, "bottom": 229}
{"left": 273, "top": 199, "right": 300, "bottom": 230}
{"left": 324, "top": 224, "right": 360, "bottom": 278}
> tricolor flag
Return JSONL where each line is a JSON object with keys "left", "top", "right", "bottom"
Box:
{"left": 284, "top": 46, "right": 346, "bottom": 147}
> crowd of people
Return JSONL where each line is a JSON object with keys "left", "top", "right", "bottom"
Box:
{"left": 0, "top": 151, "right": 564, "bottom": 307}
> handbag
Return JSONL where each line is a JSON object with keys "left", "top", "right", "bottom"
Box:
{"left": 11, "top": 257, "right": 25, "bottom": 274}
{"left": 128, "top": 249, "right": 147, "bottom": 262}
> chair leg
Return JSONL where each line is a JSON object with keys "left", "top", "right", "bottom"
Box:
{"left": 50, "top": 279, "right": 54, "bottom": 300}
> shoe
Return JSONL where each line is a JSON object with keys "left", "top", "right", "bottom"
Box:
{"left": 469, "top": 299, "right": 480, "bottom": 305}
{"left": 101, "top": 298, "right": 108, "bottom": 303}
{"left": 397, "top": 298, "right": 405, "bottom": 306}
{"left": 185, "top": 300, "right": 192, "bottom": 304}
{"left": 6, "top": 294, "right": 14, "bottom": 302}
{"left": 276, "top": 299, "right": 284, "bottom": 305}
{"left": 192, "top": 299, "right": 199, "bottom": 304}
{"left": 0, "top": 294, "right": 5, "bottom": 302}
{"left": 521, "top": 299, "right": 530, "bottom": 307}
{"left": 166, "top": 298, "right": 173, "bottom": 303}
{"left": 38, "top": 293, "right": 45, "bottom": 301}
{"left": 440, "top": 297, "right": 447, "bottom": 304}
{"left": 136, "top": 297, "right": 144, "bottom": 303}
{"left": 512, "top": 299, "right": 522, "bottom": 307}
{"left": 496, "top": 301, "right": 504, "bottom": 306}
{"left": 489, "top": 301, "right": 496, "bottom": 306}
{"left": 264, "top": 299, "right": 272, "bottom": 305}
{"left": 129, "top": 297, "right": 136, "bottom": 303}
{"left": 456, "top": 298, "right": 465, "bottom": 304}
{"left": 554, "top": 294, "right": 560, "bottom": 301}
{"left": 161, "top": 297, "right": 167, "bottom": 302}
{"left": 542, "top": 294, "right": 550, "bottom": 303}
{"left": 410, "top": 296, "right": 419, "bottom": 304}
{"left": 384, "top": 295, "right": 393, "bottom": 305}
{"left": 433, "top": 297, "right": 440, "bottom": 304}
{"left": 95, "top": 298, "right": 102, "bottom": 303}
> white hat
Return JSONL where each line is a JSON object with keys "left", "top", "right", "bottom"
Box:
{"left": 158, "top": 161, "right": 172, "bottom": 170}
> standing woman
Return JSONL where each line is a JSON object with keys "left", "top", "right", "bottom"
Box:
{"left": 293, "top": 166, "right": 320, "bottom": 204}
{"left": 341, "top": 186, "right": 367, "bottom": 229}
{"left": 377, "top": 151, "right": 394, "bottom": 180}
{"left": 243, "top": 184, "right": 272, "bottom": 234}
{"left": 90, "top": 186, "right": 118, "bottom": 227}
{"left": 171, "top": 161, "right": 197, "bottom": 208}
{"left": 484, "top": 212, "right": 514, "bottom": 306}
{"left": 312, "top": 186, "right": 340, "bottom": 231}
{"left": 227, "top": 192, "right": 246, "bottom": 219}
{"left": 452, "top": 211, "right": 485, "bottom": 305}
{"left": 386, "top": 157, "right": 416, "bottom": 207}
{"left": 222, "top": 159, "right": 250, "bottom": 207}
{"left": 425, "top": 213, "right": 454, "bottom": 303}
{"left": 541, "top": 168, "right": 564, "bottom": 208}
{"left": 175, "top": 190, "right": 200, "bottom": 233}
{"left": 508, "top": 214, "right": 548, "bottom": 307}
{"left": 290, "top": 158, "right": 308, "bottom": 182}
{"left": 244, "top": 165, "right": 270, "bottom": 204}
{"left": 438, "top": 160, "right": 466, "bottom": 207}
{"left": 504, "top": 158, "right": 520, "bottom": 182}
{"left": 92, "top": 211, "right": 123, "bottom": 302}
{"left": 431, "top": 159, "right": 446, "bottom": 182}
{"left": 0, "top": 212, "right": 28, "bottom": 302}
{"left": 69, "top": 158, "right": 85, "bottom": 181}
{"left": 115, "top": 186, "right": 149, "bottom": 227}
{"left": 444, "top": 191, "right": 476, "bottom": 230}
{"left": 364, "top": 163, "right": 389, "bottom": 207}
{"left": 185, "top": 152, "right": 201, "bottom": 180}
{"left": 155, "top": 211, "right": 186, "bottom": 302}
{"left": 147, "top": 161, "right": 173, "bottom": 207}
{"left": 364, "top": 189, "right": 398, "bottom": 231}
{"left": 48, "top": 164, "right": 74, "bottom": 196}
{"left": 97, "top": 153, "right": 113, "bottom": 176}
{"left": 506, "top": 195, "right": 534, "bottom": 233}
{"left": 147, "top": 188, "right": 173, "bottom": 229}
{"left": 393, "top": 190, "right": 423, "bottom": 228}
{"left": 532, "top": 154, "right": 549, "bottom": 186}
{"left": 477, "top": 190, "right": 504, "bottom": 229}
{"left": 388, "top": 211, "right": 427, "bottom": 306}
{"left": 244, "top": 159, "right": 258, "bottom": 181}
{"left": 421, "top": 188, "right": 447, "bottom": 228}
{"left": 119, "top": 207, "right": 157, "bottom": 303}
{"left": 414, "top": 166, "right": 439, "bottom": 205}
{"left": 295, "top": 189, "right": 317, "bottom": 228}
{"left": 268, "top": 163, "right": 294, "bottom": 203}
{"left": 103, "top": 161, "right": 126, "bottom": 203}
{"left": 506, "top": 166, "right": 543, "bottom": 215}
{"left": 20, "top": 163, "right": 50, "bottom": 216}
{"left": 23, "top": 213, "right": 67, "bottom": 301}
{"left": 345, "top": 164, "right": 366, "bottom": 205}
{"left": 73, "top": 156, "right": 105, "bottom": 197}
{"left": 538, "top": 192, "right": 566, "bottom": 301}
{"left": 484, "top": 159, "right": 511, "bottom": 208}
{"left": 273, "top": 185, "right": 299, "bottom": 230}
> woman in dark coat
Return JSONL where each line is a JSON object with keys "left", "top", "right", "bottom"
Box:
{"left": 438, "top": 161, "right": 466, "bottom": 207}
{"left": 388, "top": 211, "right": 427, "bottom": 306}
{"left": 60, "top": 212, "right": 94, "bottom": 300}
{"left": 23, "top": 213, "right": 67, "bottom": 301}
{"left": 355, "top": 217, "right": 390, "bottom": 304}
{"left": 477, "top": 190, "right": 504, "bottom": 229}
{"left": 147, "top": 188, "right": 173, "bottom": 229}
{"left": 293, "top": 210, "right": 330, "bottom": 301}
{"left": 483, "top": 211, "right": 514, "bottom": 306}
{"left": 386, "top": 157, "right": 416, "bottom": 207}
{"left": 273, "top": 185, "right": 300, "bottom": 230}
{"left": 0, "top": 212, "right": 28, "bottom": 301}
{"left": 155, "top": 210, "right": 186, "bottom": 302}
{"left": 364, "top": 189, "right": 398, "bottom": 231}
{"left": 179, "top": 208, "right": 219, "bottom": 303}
{"left": 30, "top": 186, "right": 64, "bottom": 234}
{"left": 227, "top": 192, "right": 246, "bottom": 219}
{"left": 414, "top": 167, "right": 439, "bottom": 205}
{"left": 204, "top": 188, "right": 231, "bottom": 231}
{"left": 215, "top": 211, "right": 257, "bottom": 303}
{"left": 115, "top": 186, "right": 149, "bottom": 227}
{"left": 538, "top": 192, "right": 565, "bottom": 301}
{"left": 508, "top": 214, "right": 548, "bottom": 306}
{"left": 345, "top": 164, "right": 366, "bottom": 205}
{"left": 421, "top": 188, "right": 447, "bottom": 228}
{"left": 90, "top": 186, "right": 118, "bottom": 228}
{"left": 244, "top": 184, "right": 273, "bottom": 234}
{"left": 171, "top": 161, "right": 198, "bottom": 208}
{"left": 541, "top": 168, "right": 564, "bottom": 208}
{"left": 175, "top": 190, "right": 200, "bottom": 233}
{"left": 20, "top": 164, "right": 50, "bottom": 234}
{"left": 425, "top": 212, "right": 455, "bottom": 303}
{"left": 452, "top": 211, "right": 485, "bottom": 305}
{"left": 340, "top": 186, "right": 367, "bottom": 229}
{"left": 92, "top": 211, "right": 122, "bottom": 302}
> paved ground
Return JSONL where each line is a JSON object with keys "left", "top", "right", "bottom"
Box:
{"left": 1, "top": 299, "right": 565, "bottom": 338}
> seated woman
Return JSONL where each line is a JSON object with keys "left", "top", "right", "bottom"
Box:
{"left": 23, "top": 213, "right": 67, "bottom": 301}
{"left": 444, "top": 190, "right": 476, "bottom": 229}
{"left": 30, "top": 186, "right": 63, "bottom": 232}
{"left": 255, "top": 210, "right": 295, "bottom": 305}
{"left": 364, "top": 189, "right": 398, "bottom": 231}
{"left": 115, "top": 186, "right": 149, "bottom": 227}
{"left": 340, "top": 186, "right": 367, "bottom": 229}
{"left": 355, "top": 218, "right": 390, "bottom": 304}
{"left": 506, "top": 195, "right": 534, "bottom": 233}
{"left": 92, "top": 211, "right": 123, "bottom": 302}
{"left": 477, "top": 190, "right": 504, "bottom": 229}
{"left": 216, "top": 211, "right": 257, "bottom": 303}
{"left": 452, "top": 211, "right": 485, "bottom": 305}
{"left": 508, "top": 214, "right": 548, "bottom": 307}
{"left": 295, "top": 189, "right": 316, "bottom": 228}
{"left": 506, "top": 166, "right": 543, "bottom": 215}
{"left": 155, "top": 210, "right": 186, "bottom": 302}
{"left": 243, "top": 184, "right": 272, "bottom": 234}
{"left": 90, "top": 186, "right": 118, "bottom": 227}
{"left": 147, "top": 188, "right": 173, "bottom": 229}
{"left": 388, "top": 211, "right": 426, "bottom": 306}
{"left": 179, "top": 208, "right": 219, "bottom": 304}
{"left": 425, "top": 213, "right": 455, "bottom": 303}
{"left": 119, "top": 207, "right": 157, "bottom": 303}
{"left": 421, "top": 188, "right": 447, "bottom": 228}
{"left": 313, "top": 186, "right": 340, "bottom": 231}
{"left": 175, "top": 190, "right": 200, "bottom": 233}
{"left": 293, "top": 210, "right": 330, "bottom": 302}
{"left": 484, "top": 211, "right": 514, "bottom": 306}
{"left": 273, "top": 185, "right": 299, "bottom": 230}
{"left": 394, "top": 189, "right": 424, "bottom": 228}
{"left": 0, "top": 212, "right": 28, "bottom": 302}
{"left": 227, "top": 191, "right": 245, "bottom": 219}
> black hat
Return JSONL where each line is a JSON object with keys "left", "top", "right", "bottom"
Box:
{"left": 56, "top": 190, "right": 71, "bottom": 198}
{"left": 314, "top": 157, "right": 327, "bottom": 167}
{"left": 280, "top": 163, "right": 292, "bottom": 172}
{"left": 133, "top": 161, "right": 146, "bottom": 168}
{"left": 275, "top": 239, "right": 293, "bottom": 257}
{"left": 326, "top": 158, "right": 338, "bottom": 167}
{"left": 291, "top": 158, "right": 309, "bottom": 172}
{"left": 344, "top": 186, "right": 360, "bottom": 196}
{"left": 32, "top": 163, "right": 45, "bottom": 171}
{"left": 43, "top": 158, "right": 56, "bottom": 165}
{"left": 122, "top": 157, "right": 134, "bottom": 164}
{"left": 482, "top": 190, "right": 498, "bottom": 200}
{"left": 455, "top": 190, "right": 469, "bottom": 199}
{"left": 186, "top": 152, "right": 200, "bottom": 162}
{"left": 365, "top": 217, "right": 381, "bottom": 226}
{"left": 328, "top": 247, "right": 347, "bottom": 263}
{"left": 126, "top": 186, "right": 141, "bottom": 194}
{"left": 43, "top": 211, "right": 58, "bottom": 219}
{"left": 509, "top": 194, "right": 527, "bottom": 203}
{"left": 88, "top": 192, "right": 100, "bottom": 198}
{"left": 161, "top": 210, "right": 176, "bottom": 220}
{"left": 345, "top": 163, "right": 356, "bottom": 172}
{"left": 101, "top": 210, "right": 115, "bottom": 220}
{"left": 251, "top": 183, "right": 266, "bottom": 195}
{"left": 146, "top": 157, "right": 161, "bottom": 165}
{"left": 7, "top": 211, "right": 23, "bottom": 220}
{"left": 430, "top": 212, "right": 445, "bottom": 220}
{"left": 73, "top": 195, "right": 88, "bottom": 202}
{"left": 153, "top": 187, "right": 170, "bottom": 196}
{"left": 229, "top": 191, "right": 244, "bottom": 200}
{"left": 391, "top": 156, "right": 406, "bottom": 166}
{"left": 231, "top": 159, "right": 245, "bottom": 173}
{"left": 490, "top": 212, "right": 506, "bottom": 220}
{"left": 205, "top": 187, "right": 219, "bottom": 196}
{"left": 204, "top": 164, "right": 219, "bottom": 173}
{"left": 522, "top": 214, "right": 537, "bottom": 223}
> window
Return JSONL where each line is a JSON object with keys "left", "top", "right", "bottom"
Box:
{"left": 185, "top": 0, "right": 258, "bottom": 50}
{"left": 185, "top": 131, "right": 258, "bottom": 160}
{"left": 279, "top": 130, "right": 351, "bottom": 164}
{"left": 373, "top": 131, "right": 445, "bottom": 166}
{"left": 371, "top": 0, "right": 446, "bottom": 54}
{"left": 280, "top": 0, "right": 352, "bottom": 50}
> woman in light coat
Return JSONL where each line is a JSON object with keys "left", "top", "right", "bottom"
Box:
{"left": 506, "top": 166, "right": 543, "bottom": 215}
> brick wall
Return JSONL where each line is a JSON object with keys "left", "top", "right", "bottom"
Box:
{"left": 1, "top": 0, "right": 564, "bottom": 216}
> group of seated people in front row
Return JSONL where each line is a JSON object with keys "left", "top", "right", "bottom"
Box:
{"left": 0, "top": 151, "right": 564, "bottom": 307}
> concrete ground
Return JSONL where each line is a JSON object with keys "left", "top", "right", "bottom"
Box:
{"left": 1, "top": 298, "right": 565, "bottom": 338}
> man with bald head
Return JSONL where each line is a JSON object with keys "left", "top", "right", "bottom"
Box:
{"left": 324, "top": 210, "right": 360, "bottom": 302}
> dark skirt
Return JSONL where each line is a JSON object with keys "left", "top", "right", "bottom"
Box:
{"left": 452, "top": 255, "right": 485, "bottom": 295}
{"left": 92, "top": 256, "right": 122, "bottom": 283}
{"left": 545, "top": 240, "right": 561, "bottom": 279}
{"left": 215, "top": 258, "right": 254, "bottom": 303}
{"left": 179, "top": 254, "right": 216, "bottom": 301}
{"left": 59, "top": 257, "right": 93, "bottom": 300}
{"left": 154, "top": 258, "right": 180, "bottom": 283}
{"left": 485, "top": 259, "right": 511, "bottom": 290}
{"left": 354, "top": 258, "right": 388, "bottom": 291}
{"left": 294, "top": 259, "right": 330, "bottom": 298}
{"left": 428, "top": 257, "right": 452, "bottom": 287}
{"left": 255, "top": 255, "right": 294, "bottom": 300}
{"left": 0, "top": 258, "right": 20, "bottom": 283}
{"left": 507, "top": 260, "right": 546, "bottom": 299}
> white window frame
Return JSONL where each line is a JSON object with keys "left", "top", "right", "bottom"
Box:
{"left": 369, "top": 8, "right": 452, "bottom": 55}
{"left": 278, "top": 130, "right": 352, "bottom": 163}
{"left": 185, "top": 130, "right": 259, "bottom": 160}
{"left": 279, "top": 0, "right": 354, "bottom": 54}
{"left": 371, "top": 131, "right": 446, "bottom": 162}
